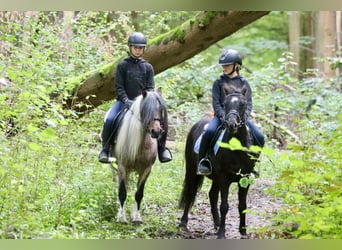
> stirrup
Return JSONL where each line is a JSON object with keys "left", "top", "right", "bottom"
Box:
{"left": 197, "top": 158, "right": 212, "bottom": 175}
{"left": 159, "top": 148, "right": 173, "bottom": 163}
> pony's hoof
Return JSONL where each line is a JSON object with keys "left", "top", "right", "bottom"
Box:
{"left": 117, "top": 208, "right": 128, "bottom": 224}
{"left": 178, "top": 225, "right": 189, "bottom": 232}
{"left": 117, "top": 219, "right": 128, "bottom": 224}
{"left": 178, "top": 226, "right": 195, "bottom": 239}
{"left": 240, "top": 234, "right": 248, "bottom": 239}
{"left": 131, "top": 212, "right": 142, "bottom": 225}
{"left": 132, "top": 220, "right": 143, "bottom": 226}
{"left": 178, "top": 222, "right": 187, "bottom": 228}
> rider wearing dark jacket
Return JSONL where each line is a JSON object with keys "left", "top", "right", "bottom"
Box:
{"left": 212, "top": 74, "right": 252, "bottom": 123}
{"left": 98, "top": 32, "right": 172, "bottom": 164}
{"left": 197, "top": 49, "right": 265, "bottom": 176}
{"left": 115, "top": 56, "right": 154, "bottom": 103}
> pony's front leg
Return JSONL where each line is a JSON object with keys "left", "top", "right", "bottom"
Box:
{"left": 117, "top": 168, "right": 128, "bottom": 224}
{"left": 209, "top": 181, "right": 220, "bottom": 229}
{"left": 131, "top": 168, "right": 151, "bottom": 225}
{"left": 217, "top": 182, "right": 230, "bottom": 239}
{"left": 238, "top": 184, "right": 250, "bottom": 239}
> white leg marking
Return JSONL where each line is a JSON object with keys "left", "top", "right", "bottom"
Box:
{"left": 131, "top": 202, "right": 142, "bottom": 224}
{"left": 117, "top": 205, "right": 128, "bottom": 224}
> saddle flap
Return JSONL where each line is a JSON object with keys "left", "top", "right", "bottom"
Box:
{"left": 111, "top": 108, "right": 127, "bottom": 145}
{"left": 194, "top": 128, "right": 226, "bottom": 155}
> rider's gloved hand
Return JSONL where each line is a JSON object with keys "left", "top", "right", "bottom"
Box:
{"left": 124, "top": 99, "right": 134, "bottom": 109}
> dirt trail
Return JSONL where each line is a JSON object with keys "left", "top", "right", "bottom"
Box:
{"left": 176, "top": 177, "right": 282, "bottom": 239}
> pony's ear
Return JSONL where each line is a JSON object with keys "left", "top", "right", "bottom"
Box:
{"left": 223, "top": 83, "right": 235, "bottom": 95}
{"left": 142, "top": 89, "right": 148, "bottom": 98}
{"left": 157, "top": 86, "right": 162, "bottom": 96}
{"left": 241, "top": 85, "right": 247, "bottom": 95}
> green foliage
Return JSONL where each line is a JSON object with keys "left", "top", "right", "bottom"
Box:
{"left": 243, "top": 44, "right": 341, "bottom": 238}
{"left": 215, "top": 11, "right": 288, "bottom": 71}
{"left": 266, "top": 116, "right": 342, "bottom": 238}
{"left": 1, "top": 11, "right": 342, "bottom": 239}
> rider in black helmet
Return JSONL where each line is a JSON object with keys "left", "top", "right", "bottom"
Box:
{"left": 98, "top": 32, "right": 172, "bottom": 164}
{"left": 197, "top": 49, "right": 265, "bottom": 175}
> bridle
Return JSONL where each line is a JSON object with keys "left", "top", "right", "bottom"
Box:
{"left": 224, "top": 93, "right": 246, "bottom": 130}
{"left": 226, "top": 110, "right": 244, "bottom": 127}
{"left": 129, "top": 92, "right": 166, "bottom": 139}
{"left": 149, "top": 117, "right": 164, "bottom": 139}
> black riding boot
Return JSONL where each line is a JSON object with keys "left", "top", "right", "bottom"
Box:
{"left": 197, "top": 135, "right": 212, "bottom": 175}
{"left": 98, "top": 148, "right": 111, "bottom": 163}
{"left": 158, "top": 146, "right": 172, "bottom": 163}
{"left": 157, "top": 133, "right": 172, "bottom": 163}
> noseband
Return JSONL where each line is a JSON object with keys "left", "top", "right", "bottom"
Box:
{"left": 149, "top": 118, "right": 164, "bottom": 139}
{"left": 226, "top": 110, "right": 244, "bottom": 128}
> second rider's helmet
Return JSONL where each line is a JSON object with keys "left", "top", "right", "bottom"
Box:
{"left": 128, "top": 32, "right": 147, "bottom": 47}
{"left": 219, "top": 49, "right": 242, "bottom": 66}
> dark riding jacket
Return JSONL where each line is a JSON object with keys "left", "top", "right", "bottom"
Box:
{"left": 212, "top": 74, "right": 252, "bottom": 122}
{"left": 115, "top": 56, "right": 155, "bottom": 103}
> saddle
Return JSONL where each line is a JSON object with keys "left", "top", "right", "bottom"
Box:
{"left": 108, "top": 108, "right": 128, "bottom": 148}
{"left": 194, "top": 125, "right": 226, "bottom": 156}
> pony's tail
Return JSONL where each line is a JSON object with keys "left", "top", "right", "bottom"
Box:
{"left": 179, "top": 121, "right": 205, "bottom": 209}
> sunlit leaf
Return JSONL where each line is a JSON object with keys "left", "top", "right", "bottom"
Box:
{"left": 239, "top": 177, "right": 249, "bottom": 188}
{"left": 219, "top": 137, "right": 247, "bottom": 151}
{"left": 39, "top": 127, "right": 58, "bottom": 141}
{"left": 28, "top": 142, "right": 42, "bottom": 151}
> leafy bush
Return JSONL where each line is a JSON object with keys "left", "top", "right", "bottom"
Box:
{"left": 1, "top": 11, "right": 341, "bottom": 239}
{"left": 267, "top": 115, "right": 341, "bottom": 238}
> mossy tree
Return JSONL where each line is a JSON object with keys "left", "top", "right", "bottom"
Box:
{"left": 63, "top": 11, "right": 270, "bottom": 113}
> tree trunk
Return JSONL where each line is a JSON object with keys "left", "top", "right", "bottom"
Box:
{"left": 288, "top": 11, "right": 300, "bottom": 78}
{"left": 300, "top": 12, "right": 315, "bottom": 77}
{"left": 335, "top": 11, "right": 341, "bottom": 92}
{"left": 64, "top": 11, "right": 269, "bottom": 112}
{"left": 315, "top": 11, "right": 337, "bottom": 79}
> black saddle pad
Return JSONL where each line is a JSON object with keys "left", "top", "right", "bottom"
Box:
{"left": 110, "top": 108, "right": 127, "bottom": 145}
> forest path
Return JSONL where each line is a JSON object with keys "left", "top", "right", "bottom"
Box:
{"left": 175, "top": 176, "right": 282, "bottom": 239}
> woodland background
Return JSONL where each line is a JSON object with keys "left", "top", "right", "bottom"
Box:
{"left": 0, "top": 11, "right": 341, "bottom": 239}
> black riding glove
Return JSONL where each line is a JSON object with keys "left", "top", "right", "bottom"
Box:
{"left": 124, "top": 99, "right": 134, "bottom": 109}
{"left": 219, "top": 112, "right": 226, "bottom": 124}
{"left": 220, "top": 113, "right": 229, "bottom": 127}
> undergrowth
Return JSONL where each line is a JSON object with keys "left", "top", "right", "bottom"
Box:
{"left": 1, "top": 11, "right": 341, "bottom": 239}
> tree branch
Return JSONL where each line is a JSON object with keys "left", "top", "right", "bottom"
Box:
{"left": 254, "top": 113, "right": 303, "bottom": 145}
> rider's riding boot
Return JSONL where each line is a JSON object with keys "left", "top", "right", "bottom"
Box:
{"left": 157, "top": 130, "right": 173, "bottom": 163}
{"left": 197, "top": 135, "right": 212, "bottom": 175}
{"left": 158, "top": 147, "right": 172, "bottom": 163}
{"left": 98, "top": 148, "right": 110, "bottom": 163}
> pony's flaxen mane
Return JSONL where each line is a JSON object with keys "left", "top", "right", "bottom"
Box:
{"left": 115, "top": 95, "right": 144, "bottom": 164}
{"left": 115, "top": 91, "right": 165, "bottom": 165}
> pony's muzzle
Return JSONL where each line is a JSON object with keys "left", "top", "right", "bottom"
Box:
{"left": 151, "top": 129, "right": 163, "bottom": 139}
{"left": 227, "top": 119, "right": 238, "bottom": 134}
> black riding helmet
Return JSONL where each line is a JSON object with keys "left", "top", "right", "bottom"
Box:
{"left": 219, "top": 49, "right": 242, "bottom": 66}
{"left": 128, "top": 32, "right": 147, "bottom": 46}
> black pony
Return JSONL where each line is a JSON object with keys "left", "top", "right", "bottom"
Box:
{"left": 179, "top": 84, "right": 260, "bottom": 239}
